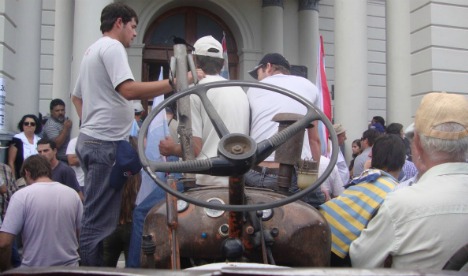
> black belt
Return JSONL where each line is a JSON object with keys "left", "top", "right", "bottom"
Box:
{"left": 252, "top": 165, "right": 279, "bottom": 175}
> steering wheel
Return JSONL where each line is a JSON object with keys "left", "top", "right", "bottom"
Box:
{"left": 137, "top": 80, "right": 339, "bottom": 212}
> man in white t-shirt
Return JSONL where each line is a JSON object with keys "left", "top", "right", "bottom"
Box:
{"left": 245, "top": 53, "right": 324, "bottom": 206}
{"left": 0, "top": 155, "right": 82, "bottom": 271}
{"left": 66, "top": 137, "right": 84, "bottom": 192}
{"left": 332, "top": 124, "right": 350, "bottom": 185}
{"left": 159, "top": 35, "right": 250, "bottom": 186}
{"left": 71, "top": 3, "right": 203, "bottom": 266}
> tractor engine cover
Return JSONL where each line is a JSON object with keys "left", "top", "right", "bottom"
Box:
{"left": 141, "top": 186, "right": 331, "bottom": 268}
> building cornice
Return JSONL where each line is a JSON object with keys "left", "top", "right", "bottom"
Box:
{"left": 262, "top": 0, "right": 284, "bottom": 8}
{"left": 299, "top": 0, "right": 320, "bottom": 12}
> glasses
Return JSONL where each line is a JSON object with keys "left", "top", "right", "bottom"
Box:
{"left": 23, "top": 122, "right": 36, "bottom": 127}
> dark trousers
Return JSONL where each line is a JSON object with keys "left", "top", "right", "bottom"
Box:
{"left": 103, "top": 223, "right": 132, "bottom": 267}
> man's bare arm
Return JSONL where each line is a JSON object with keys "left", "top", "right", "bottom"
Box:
{"left": 308, "top": 121, "right": 322, "bottom": 162}
{"left": 72, "top": 95, "right": 83, "bottom": 120}
{"left": 0, "top": 232, "right": 15, "bottom": 272}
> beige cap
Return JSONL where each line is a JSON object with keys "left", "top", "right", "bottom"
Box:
{"left": 415, "top": 92, "right": 468, "bottom": 140}
{"left": 333, "top": 123, "right": 346, "bottom": 135}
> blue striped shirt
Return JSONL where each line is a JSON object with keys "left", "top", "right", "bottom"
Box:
{"left": 320, "top": 169, "right": 397, "bottom": 258}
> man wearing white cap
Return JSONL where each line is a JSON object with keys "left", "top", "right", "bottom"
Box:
{"left": 350, "top": 92, "right": 468, "bottom": 269}
{"left": 159, "top": 35, "right": 250, "bottom": 186}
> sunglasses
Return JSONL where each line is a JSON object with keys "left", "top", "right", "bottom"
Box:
{"left": 23, "top": 122, "right": 36, "bottom": 127}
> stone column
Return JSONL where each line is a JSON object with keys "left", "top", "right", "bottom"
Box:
{"left": 298, "top": 0, "right": 320, "bottom": 83}
{"left": 14, "top": 0, "right": 42, "bottom": 123}
{"left": 262, "top": 0, "right": 284, "bottom": 54}
{"left": 386, "top": 0, "right": 411, "bottom": 127}
{"left": 70, "top": 0, "right": 111, "bottom": 135}
{"left": 53, "top": 0, "right": 74, "bottom": 109}
{"left": 334, "top": 0, "right": 368, "bottom": 161}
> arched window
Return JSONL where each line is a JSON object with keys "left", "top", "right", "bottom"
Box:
{"left": 142, "top": 7, "right": 238, "bottom": 82}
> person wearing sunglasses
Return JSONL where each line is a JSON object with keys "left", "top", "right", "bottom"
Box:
{"left": 8, "top": 115, "right": 42, "bottom": 179}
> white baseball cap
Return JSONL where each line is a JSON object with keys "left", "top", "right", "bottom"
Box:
{"left": 193, "top": 35, "right": 223, "bottom": 59}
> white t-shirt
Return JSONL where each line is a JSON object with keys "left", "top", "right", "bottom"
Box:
{"left": 0, "top": 182, "right": 82, "bottom": 267}
{"left": 73, "top": 36, "right": 134, "bottom": 141}
{"left": 247, "top": 74, "right": 319, "bottom": 161}
{"left": 191, "top": 75, "right": 250, "bottom": 186}
{"left": 66, "top": 137, "right": 84, "bottom": 187}
{"left": 319, "top": 156, "right": 345, "bottom": 198}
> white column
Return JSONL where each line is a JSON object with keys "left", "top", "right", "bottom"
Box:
{"left": 262, "top": 0, "right": 284, "bottom": 54}
{"left": 53, "top": 0, "right": 74, "bottom": 109}
{"left": 386, "top": 0, "right": 411, "bottom": 127}
{"left": 298, "top": 0, "right": 320, "bottom": 83}
{"left": 70, "top": 0, "right": 111, "bottom": 135}
{"left": 14, "top": 0, "right": 42, "bottom": 123}
{"left": 334, "top": 0, "right": 368, "bottom": 161}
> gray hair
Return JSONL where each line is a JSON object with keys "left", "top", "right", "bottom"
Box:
{"left": 418, "top": 122, "right": 468, "bottom": 162}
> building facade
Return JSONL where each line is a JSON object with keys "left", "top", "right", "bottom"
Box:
{"left": 0, "top": 0, "right": 467, "bottom": 162}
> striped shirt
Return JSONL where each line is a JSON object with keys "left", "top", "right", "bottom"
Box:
{"left": 320, "top": 169, "right": 397, "bottom": 258}
{"left": 43, "top": 117, "right": 70, "bottom": 161}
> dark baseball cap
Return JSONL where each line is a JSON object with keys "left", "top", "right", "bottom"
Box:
{"left": 248, "top": 53, "right": 291, "bottom": 79}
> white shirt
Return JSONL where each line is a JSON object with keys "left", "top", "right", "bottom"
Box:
{"left": 247, "top": 74, "right": 319, "bottom": 162}
{"left": 191, "top": 75, "right": 250, "bottom": 186}
{"left": 66, "top": 137, "right": 84, "bottom": 187}
{"left": 350, "top": 162, "right": 468, "bottom": 269}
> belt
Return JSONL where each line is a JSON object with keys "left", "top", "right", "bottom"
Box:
{"left": 252, "top": 165, "right": 279, "bottom": 175}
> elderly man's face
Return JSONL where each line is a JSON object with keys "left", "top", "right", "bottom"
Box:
{"left": 338, "top": 132, "right": 347, "bottom": 146}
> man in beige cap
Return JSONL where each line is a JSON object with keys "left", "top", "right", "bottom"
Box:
{"left": 333, "top": 123, "right": 350, "bottom": 185}
{"left": 350, "top": 92, "right": 468, "bottom": 269}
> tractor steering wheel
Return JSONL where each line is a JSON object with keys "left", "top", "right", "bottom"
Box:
{"left": 137, "top": 80, "right": 339, "bottom": 212}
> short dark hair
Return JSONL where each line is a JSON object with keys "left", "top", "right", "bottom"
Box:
{"left": 37, "top": 138, "right": 57, "bottom": 150}
{"left": 372, "top": 116, "right": 386, "bottom": 127}
{"left": 50, "top": 98, "right": 65, "bottom": 110}
{"left": 371, "top": 134, "right": 406, "bottom": 172}
{"left": 21, "top": 155, "right": 52, "bottom": 180}
{"left": 385, "top": 123, "right": 403, "bottom": 135}
{"left": 361, "top": 129, "right": 381, "bottom": 147}
{"left": 100, "top": 2, "right": 138, "bottom": 34}
{"left": 194, "top": 55, "right": 224, "bottom": 75}
{"left": 260, "top": 63, "right": 290, "bottom": 75}
{"left": 18, "top": 114, "right": 42, "bottom": 134}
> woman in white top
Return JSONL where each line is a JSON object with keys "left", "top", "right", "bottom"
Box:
{"left": 8, "top": 114, "right": 41, "bottom": 179}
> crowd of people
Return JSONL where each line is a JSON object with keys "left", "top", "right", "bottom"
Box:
{"left": 0, "top": 1, "right": 467, "bottom": 273}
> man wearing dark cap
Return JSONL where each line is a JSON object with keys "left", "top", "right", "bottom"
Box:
{"left": 246, "top": 53, "right": 323, "bottom": 205}
{"left": 350, "top": 92, "right": 468, "bottom": 269}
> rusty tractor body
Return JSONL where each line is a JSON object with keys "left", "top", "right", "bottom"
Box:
{"left": 142, "top": 187, "right": 330, "bottom": 268}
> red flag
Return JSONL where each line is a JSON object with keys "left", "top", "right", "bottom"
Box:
{"left": 316, "top": 35, "right": 333, "bottom": 156}
{"left": 220, "top": 32, "right": 230, "bottom": 79}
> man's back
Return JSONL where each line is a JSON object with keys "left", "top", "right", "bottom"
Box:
{"left": 1, "top": 182, "right": 82, "bottom": 267}
{"left": 350, "top": 162, "right": 468, "bottom": 269}
{"left": 191, "top": 75, "right": 250, "bottom": 186}
{"left": 248, "top": 74, "right": 319, "bottom": 161}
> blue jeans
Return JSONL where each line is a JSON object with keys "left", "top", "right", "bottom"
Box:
{"left": 245, "top": 168, "right": 325, "bottom": 208}
{"left": 76, "top": 133, "right": 123, "bottom": 266}
{"left": 245, "top": 169, "right": 278, "bottom": 190}
{"left": 126, "top": 163, "right": 183, "bottom": 268}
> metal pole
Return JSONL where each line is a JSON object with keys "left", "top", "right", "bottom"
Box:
{"left": 172, "top": 44, "right": 196, "bottom": 189}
